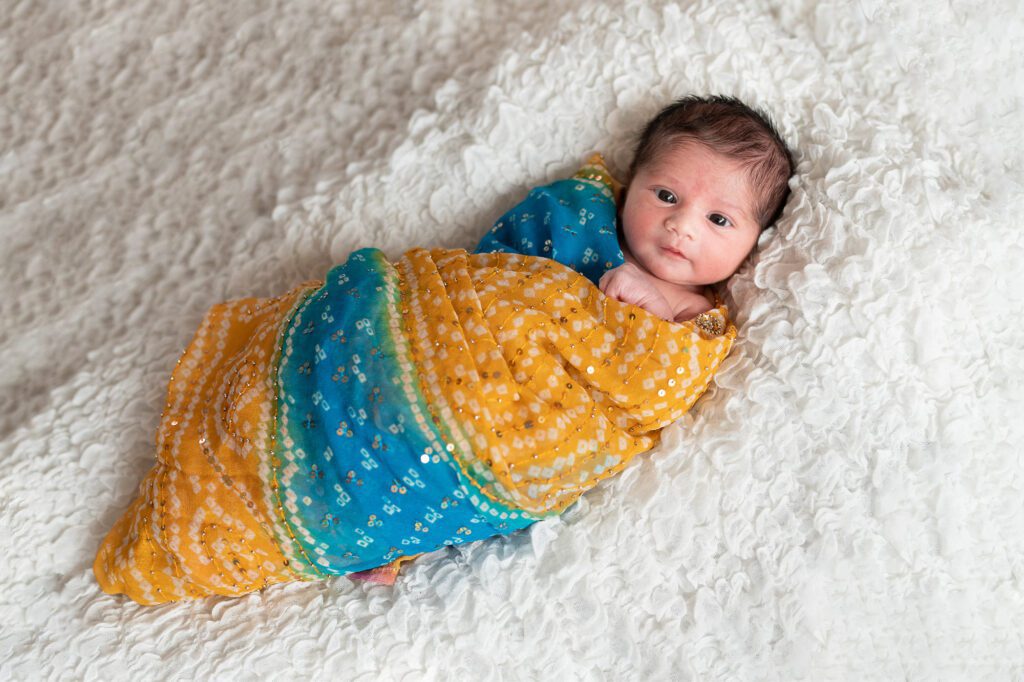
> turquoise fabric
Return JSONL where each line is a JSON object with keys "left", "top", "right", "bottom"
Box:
{"left": 275, "top": 249, "right": 535, "bottom": 576}
{"left": 474, "top": 177, "right": 625, "bottom": 284}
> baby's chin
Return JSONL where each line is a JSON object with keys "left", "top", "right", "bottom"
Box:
{"left": 641, "top": 255, "right": 700, "bottom": 288}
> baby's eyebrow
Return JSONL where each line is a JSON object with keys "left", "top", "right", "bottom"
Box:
{"left": 718, "top": 200, "right": 753, "bottom": 221}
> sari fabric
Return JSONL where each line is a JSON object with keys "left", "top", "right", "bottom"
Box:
{"left": 94, "top": 156, "right": 736, "bottom": 603}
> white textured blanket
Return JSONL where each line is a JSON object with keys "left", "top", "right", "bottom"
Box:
{"left": 2, "top": 1, "right": 1022, "bottom": 679}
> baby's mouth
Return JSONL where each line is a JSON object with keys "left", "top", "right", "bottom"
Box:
{"left": 661, "top": 245, "right": 687, "bottom": 260}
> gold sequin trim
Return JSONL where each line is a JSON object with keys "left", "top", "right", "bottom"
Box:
{"left": 694, "top": 311, "right": 725, "bottom": 338}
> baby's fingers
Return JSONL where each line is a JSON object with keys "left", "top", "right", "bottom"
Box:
{"left": 601, "top": 278, "right": 625, "bottom": 303}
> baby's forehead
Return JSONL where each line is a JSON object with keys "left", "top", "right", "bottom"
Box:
{"left": 644, "top": 142, "right": 754, "bottom": 187}
{"left": 644, "top": 138, "right": 740, "bottom": 171}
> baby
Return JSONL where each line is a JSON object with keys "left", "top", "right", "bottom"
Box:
{"left": 600, "top": 96, "right": 794, "bottom": 322}
{"left": 95, "top": 95, "right": 796, "bottom": 603}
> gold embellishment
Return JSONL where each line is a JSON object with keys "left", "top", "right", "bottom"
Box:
{"left": 694, "top": 311, "right": 725, "bottom": 337}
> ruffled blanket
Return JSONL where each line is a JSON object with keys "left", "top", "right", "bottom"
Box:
{"left": 93, "top": 243, "right": 735, "bottom": 604}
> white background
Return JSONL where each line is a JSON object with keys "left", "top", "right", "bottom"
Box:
{"left": 2, "top": 1, "right": 1022, "bottom": 679}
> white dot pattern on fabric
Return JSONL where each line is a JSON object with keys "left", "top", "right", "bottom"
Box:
{"left": 396, "top": 248, "right": 735, "bottom": 515}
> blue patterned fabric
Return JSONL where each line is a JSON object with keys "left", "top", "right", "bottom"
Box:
{"left": 474, "top": 177, "right": 625, "bottom": 284}
{"left": 276, "top": 249, "right": 536, "bottom": 575}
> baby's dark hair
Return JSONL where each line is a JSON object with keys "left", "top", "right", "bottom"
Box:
{"left": 629, "top": 95, "right": 794, "bottom": 229}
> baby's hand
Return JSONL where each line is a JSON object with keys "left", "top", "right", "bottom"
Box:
{"left": 598, "top": 263, "right": 675, "bottom": 321}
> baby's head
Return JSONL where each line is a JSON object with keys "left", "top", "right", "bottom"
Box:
{"left": 620, "top": 95, "right": 794, "bottom": 290}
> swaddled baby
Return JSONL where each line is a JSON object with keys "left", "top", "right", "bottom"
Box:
{"left": 482, "top": 95, "right": 791, "bottom": 325}
{"left": 94, "top": 95, "right": 793, "bottom": 603}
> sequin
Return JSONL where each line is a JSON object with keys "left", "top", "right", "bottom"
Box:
{"left": 694, "top": 311, "right": 725, "bottom": 337}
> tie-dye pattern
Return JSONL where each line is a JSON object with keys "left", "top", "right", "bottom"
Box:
{"left": 94, "top": 157, "right": 736, "bottom": 603}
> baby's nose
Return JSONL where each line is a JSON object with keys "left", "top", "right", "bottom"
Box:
{"left": 667, "top": 215, "right": 697, "bottom": 239}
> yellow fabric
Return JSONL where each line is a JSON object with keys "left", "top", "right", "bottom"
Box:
{"left": 93, "top": 282, "right": 321, "bottom": 603}
{"left": 575, "top": 151, "right": 626, "bottom": 202}
{"left": 397, "top": 248, "right": 735, "bottom": 517}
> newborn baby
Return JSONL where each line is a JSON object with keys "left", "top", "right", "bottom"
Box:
{"left": 94, "top": 95, "right": 795, "bottom": 603}
{"left": 601, "top": 96, "right": 793, "bottom": 322}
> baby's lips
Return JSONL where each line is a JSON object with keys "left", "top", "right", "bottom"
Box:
{"left": 661, "top": 244, "right": 688, "bottom": 260}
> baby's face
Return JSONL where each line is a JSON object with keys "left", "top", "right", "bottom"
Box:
{"left": 619, "top": 141, "right": 761, "bottom": 291}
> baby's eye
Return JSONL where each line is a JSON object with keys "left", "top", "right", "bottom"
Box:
{"left": 655, "top": 188, "right": 677, "bottom": 204}
{"left": 708, "top": 213, "right": 732, "bottom": 228}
